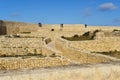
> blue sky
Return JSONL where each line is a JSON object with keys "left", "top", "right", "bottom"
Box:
{"left": 0, "top": 0, "right": 120, "bottom": 26}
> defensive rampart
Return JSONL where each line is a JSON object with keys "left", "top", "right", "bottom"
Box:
{"left": 0, "top": 57, "right": 70, "bottom": 70}
{"left": 0, "top": 38, "right": 42, "bottom": 56}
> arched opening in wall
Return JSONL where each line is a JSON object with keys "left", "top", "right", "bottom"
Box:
{"left": 0, "top": 20, "right": 7, "bottom": 35}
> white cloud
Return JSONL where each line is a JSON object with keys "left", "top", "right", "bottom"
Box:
{"left": 10, "top": 13, "right": 21, "bottom": 17}
{"left": 113, "top": 18, "right": 120, "bottom": 23}
{"left": 99, "top": 2, "right": 117, "bottom": 11}
{"left": 83, "top": 8, "right": 92, "bottom": 17}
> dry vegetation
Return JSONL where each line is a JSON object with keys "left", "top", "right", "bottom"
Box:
{"left": 61, "top": 30, "right": 101, "bottom": 41}
{"left": 93, "top": 50, "right": 120, "bottom": 59}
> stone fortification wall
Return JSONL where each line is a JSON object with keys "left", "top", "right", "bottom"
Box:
{"left": 0, "top": 38, "right": 42, "bottom": 56}
{"left": 5, "top": 21, "right": 39, "bottom": 34}
{"left": 0, "top": 20, "right": 39, "bottom": 35}
{"left": 1, "top": 20, "right": 120, "bottom": 35}
{"left": 70, "top": 37, "right": 120, "bottom": 52}
{"left": 40, "top": 24, "right": 120, "bottom": 32}
{"left": 38, "top": 24, "right": 120, "bottom": 39}
{"left": 0, "top": 57, "right": 70, "bottom": 70}
{"left": 55, "top": 38, "right": 119, "bottom": 64}
{"left": 0, "top": 20, "right": 6, "bottom": 35}
{"left": 41, "top": 24, "right": 85, "bottom": 31}
{"left": 0, "top": 37, "right": 71, "bottom": 70}
{"left": 88, "top": 26, "right": 120, "bottom": 31}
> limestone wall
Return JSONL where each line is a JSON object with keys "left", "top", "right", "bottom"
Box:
{"left": 0, "top": 38, "right": 42, "bottom": 56}
{"left": 0, "top": 20, "right": 39, "bottom": 35}
{"left": 42, "top": 46, "right": 58, "bottom": 56}
{"left": 0, "top": 20, "right": 6, "bottom": 35}
{"left": 88, "top": 26, "right": 120, "bottom": 31}
{"left": 38, "top": 25, "right": 120, "bottom": 39}
{"left": 0, "top": 62, "right": 120, "bottom": 80}
{"left": 0, "top": 57, "right": 70, "bottom": 70}
{"left": 0, "top": 37, "right": 71, "bottom": 70}
{"left": 40, "top": 24, "right": 85, "bottom": 32}
{"left": 39, "top": 24, "right": 120, "bottom": 32}
{"left": 70, "top": 37, "right": 120, "bottom": 52}
{"left": 1, "top": 20, "right": 120, "bottom": 35}
{"left": 55, "top": 38, "right": 119, "bottom": 64}
{"left": 5, "top": 21, "right": 39, "bottom": 34}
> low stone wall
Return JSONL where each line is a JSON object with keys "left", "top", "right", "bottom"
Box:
{"left": 55, "top": 38, "right": 119, "bottom": 64}
{"left": 0, "top": 62, "right": 120, "bottom": 80}
{"left": 0, "top": 38, "right": 42, "bottom": 56}
{"left": 0, "top": 57, "right": 70, "bottom": 70}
